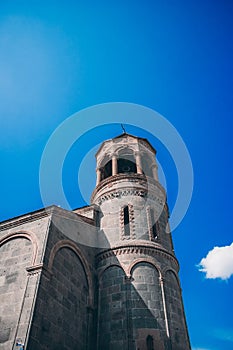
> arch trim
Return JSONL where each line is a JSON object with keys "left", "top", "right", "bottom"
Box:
{"left": 98, "top": 263, "right": 126, "bottom": 281}
{"left": 128, "top": 257, "right": 162, "bottom": 278}
{"left": 47, "top": 239, "right": 94, "bottom": 307}
{"left": 0, "top": 231, "right": 38, "bottom": 265}
{"left": 162, "top": 267, "right": 181, "bottom": 291}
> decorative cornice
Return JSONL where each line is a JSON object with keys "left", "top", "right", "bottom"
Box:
{"left": 0, "top": 206, "right": 55, "bottom": 231}
{"left": 96, "top": 243, "right": 179, "bottom": 268}
{"left": 91, "top": 173, "right": 166, "bottom": 204}
{"left": 93, "top": 187, "right": 165, "bottom": 206}
{"left": 98, "top": 188, "right": 145, "bottom": 205}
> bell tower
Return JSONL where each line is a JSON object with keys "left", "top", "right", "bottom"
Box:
{"left": 92, "top": 133, "right": 191, "bottom": 350}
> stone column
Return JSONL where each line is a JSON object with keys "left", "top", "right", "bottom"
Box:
{"left": 96, "top": 168, "right": 102, "bottom": 186}
{"left": 125, "top": 276, "right": 134, "bottom": 350}
{"left": 112, "top": 155, "right": 118, "bottom": 176}
{"left": 152, "top": 164, "right": 158, "bottom": 181}
{"left": 135, "top": 152, "right": 143, "bottom": 174}
{"left": 159, "top": 276, "right": 170, "bottom": 339}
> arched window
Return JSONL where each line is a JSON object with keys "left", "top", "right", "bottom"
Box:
{"left": 123, "top": 206, "right": 130, "bottom": 236}
{"left": 146, "top": 335, "right": 154, "bottom": 350}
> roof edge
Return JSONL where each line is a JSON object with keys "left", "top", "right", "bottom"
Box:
{"left": 95, "top": 133, "right": 156, "bottom": 157}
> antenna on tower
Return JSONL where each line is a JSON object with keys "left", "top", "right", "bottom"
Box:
{"left": 121, "top": 124, "right": 126, "bottom": 134}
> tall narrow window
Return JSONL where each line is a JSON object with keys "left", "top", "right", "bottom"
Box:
{"left": 152, "top": 222, "right": 158, "bottom": 240}
{"left": 146, "top": 335, "right": 154, "bottom": 350}
{"left": 150, "top": 209, "right": 159, "bottom": 240}
{"left": 124, "top": 205, "right": 130, "bottom": 236}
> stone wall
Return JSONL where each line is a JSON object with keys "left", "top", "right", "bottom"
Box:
{"left": 0, "top": 200, "right": 190, "bottom": 350}
{"left": 164, "top": 270, "right": 190, "bottom": 350}
{"left": 131, "top": 262, "right": 167, "bottom": 349}
{"left": 28, "top": 247, "right": 89, "bottom": 350}
{"left": 96, "top": 245, "right": 187, "bottom": 350}
{"left": 0, "top": 214, "right": 51, "bottom": 350}
{"left": 27, "top": 209, "right": 97, "bottom": 350}
{"left": 98, "top": 265, "right": 128, "bottom": 350}
{"left": 0, "top": 237, "right": 32, "bottom": 349}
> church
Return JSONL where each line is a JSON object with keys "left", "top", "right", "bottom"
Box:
{"left": 0, "top": 133, "right": 191, "bottom": 350}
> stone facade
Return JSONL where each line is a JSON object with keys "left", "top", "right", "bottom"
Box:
{"left": 0, "top": 133, "right": 191, "bottom": 350}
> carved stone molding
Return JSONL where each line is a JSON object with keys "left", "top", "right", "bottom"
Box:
{"left": 94, "top": 187, "right": 165, "bottom": 206}
{"left": 96, "top": 244, "right": 179, "bottom": 269}
{"left": 97, "top": 188, "right": 146, "bottom": 205}
{"left": 91, "top": 173, "right": 166, "bottom": 201}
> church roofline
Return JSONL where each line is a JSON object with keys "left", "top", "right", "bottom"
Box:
{"left": 72, "top": 204, "right": 94, "bottom": 211}
{"left": 0, "top": 205, "right": 55, "bottom": 230}
{"left": 95, "top": 132, "right": 156, "bottom": 157}
{"left": 0, "top": 204, "right": 95, "bottom": 231}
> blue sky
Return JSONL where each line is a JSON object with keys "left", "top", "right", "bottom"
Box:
{"left": 1, "top": 1, "right": 233, "bottom": 349}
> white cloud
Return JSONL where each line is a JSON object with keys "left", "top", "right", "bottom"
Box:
{"left": 198, "top": 243, "right": 233, "bottom": 280}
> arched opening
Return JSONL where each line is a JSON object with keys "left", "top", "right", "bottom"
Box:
{"left": 118, "top": 158, "right": 136, "bottom": 174}
{"left": 146, "top": 335, "right": 154, "bottom": 350}
{"left": 117, "top": 148, "right": 136, "bottom": 174}
{"left": 102, "top": 159, "right": 112, "bottom": 180}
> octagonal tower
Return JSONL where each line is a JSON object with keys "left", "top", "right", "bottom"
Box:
{"left": 92, "top": 133, "right": 191, "bottom": 350}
